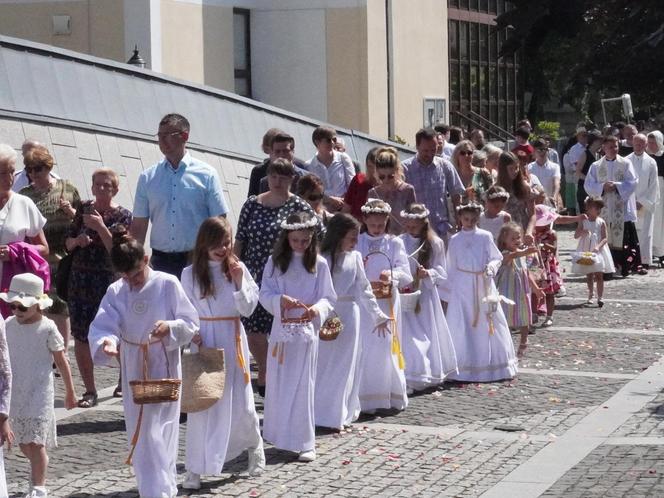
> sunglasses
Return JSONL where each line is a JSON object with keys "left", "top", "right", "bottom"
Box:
{"left": 458, "top": 151, "right": 473, "bottom": 156}
{"left": 378, "top": 174, "right": 396, "bottom": 181}
{"left": 156, "top": 131, "right": 182, "bottom": 139}
{"left": 25, "top": 166, "right": 44, "bottom": 174}
{"left": 306, "top": 193, "right": 324, "bottom": 202}
{"left": 9, "top": 303, "right": 28, "bottom": 312}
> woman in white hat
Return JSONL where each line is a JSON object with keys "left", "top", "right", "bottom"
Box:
{"left": 2, "top": 272, "right": 77, "bottom": 498}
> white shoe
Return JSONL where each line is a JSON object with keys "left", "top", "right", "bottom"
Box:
{"left": 25, "top": 487, "right": 48, "bottom": 498}
{"left": 298, "top": 449, "right": 316, "bottom": 462}
{"left": 248, "top": 445, "right": 266, "bottom": 476}
{"left": 182, "top": 471, "right": 201, "bottom": 490}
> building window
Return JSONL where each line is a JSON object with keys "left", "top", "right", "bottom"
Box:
{"left": 447, "top": 1, "right": 521, "bottom": 138}
{"left": 233, "top": 8, "right": 251, "bottom": 98}
{"left": 423, "top": 98, "right": 447, "bottom": 128}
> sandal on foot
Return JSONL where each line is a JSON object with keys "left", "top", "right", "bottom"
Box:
{"left": 78, "top": 392, "right": 98, "bottom": 408}
{"left": 542, "top": 317, "right": 554, "bottom": 327}
{"left": 517, "top": 343, "right": 527, "bottom": 358}
{"left": 598, "top": 299, "right": 604, "bottom": 308}
{"left": 112, "top": 386, "right": 122, "bottom": 398}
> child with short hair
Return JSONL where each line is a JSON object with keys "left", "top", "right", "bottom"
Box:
{"left": 316, "top": 213, "right": 390, "bottom": 429}
{"left": 259, "top": 212, "right": 336, "bottom": 462}
{"left": 399, "top": 203, "right": 458, "bottom": 391}
{"left": 356, "top": 199, "right": 412, "bottom": 412}
{"left": 573, "top": 197, "right": 615, "bottom": 307}
{"left": 496, "top": 223, "right": 544, "bottom": 357}
{"left": 181, "top": 217, "right": 265, "bottom": 490}
{"left": 2, "top": 273, "right": 77, "bottom": 498}
{"left": 89, "top": 229, "right": 199, "bottom": 498}
{"left": 479, "top": 186, "right": 512, "bottom": 241}
{"left": 446, "top": 203, "right": 518, "bottom": 382}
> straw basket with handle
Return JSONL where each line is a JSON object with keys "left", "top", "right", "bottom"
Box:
{"left": 125, "top": 336, "right": 181, "bottom": 465}
{"left": 181, "top": 346, "right": 226, "bottom": 413}
{"left": 364, "top": 250, "right": 394, "bottom": 299}
{"left": 129, "top": 338, "right": 181, "bottom": 405}
{"left": 320, "top": 310, "right": 343, "bottom": 341}
{"left": 273, "top": 302, "right": 315, "bottom": 364}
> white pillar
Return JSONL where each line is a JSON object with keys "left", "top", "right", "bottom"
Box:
{"left": 123, "top": 0, "right": 161, "bottom": 71}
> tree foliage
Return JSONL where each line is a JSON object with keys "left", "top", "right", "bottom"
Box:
{"left": 496, "top": 0, "right": 664, "bottom": 123}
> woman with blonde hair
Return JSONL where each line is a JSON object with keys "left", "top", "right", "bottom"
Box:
{"left": 452, "top": 140, "right": 493, "bottom": 204}
{"left": 367, "top": 147, "right": 416, "bottom": 235}
{"left": 65, "top": 168, "right": 132, "bottom": 406}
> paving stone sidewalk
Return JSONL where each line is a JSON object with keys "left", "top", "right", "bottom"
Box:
{"left": 5, "top": 229, "right": 664, "bottom": 497}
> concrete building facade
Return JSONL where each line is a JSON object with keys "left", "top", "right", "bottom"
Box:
{"left": 0, "top": 0, "right": 452, "bottom": 143}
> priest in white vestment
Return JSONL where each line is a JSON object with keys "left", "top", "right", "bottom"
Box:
{"left": 628, "top": 134, "right": 660, "bottom": 267}
{"left": 584, "top": 135, "right": 645, "bottom": 276}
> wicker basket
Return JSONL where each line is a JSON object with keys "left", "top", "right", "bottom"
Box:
{"left": 129, "top": 378, "right": 181, "bottom": 404}
{"left": 399, "top": 290, "right": 421, "bottom": 313}
{"left": 320, "top": 312, "right": 343, "bottom": 341}
{"left": 129, "top": 340, "right": 181, "bottom": 405}
{"left": 365, "top": 250, "right": 394, "bottom": 299}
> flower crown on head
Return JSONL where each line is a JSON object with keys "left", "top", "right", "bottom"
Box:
{"left": 280, "top": 217, "right": 318, "bottom": 231}
{"left": 456, "top": 202, "right": 484, "bottom": 215}
{"left": 361, "top": 199, "right": 392, "bottom": 215}
{"left": 400, "top": 208, "right": 430, "bottom": 220}
{"left": 486, "top": 190, "right": 510, "bottom": 201}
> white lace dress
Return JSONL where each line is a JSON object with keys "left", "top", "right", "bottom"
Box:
{"left": 0, "top": 320, "right": 10, "bottom": 498}
{"left": 6, "top": 316, "right": 64, "bottom": 448}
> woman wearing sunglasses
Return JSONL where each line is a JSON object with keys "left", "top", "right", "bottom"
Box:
{"left": 451, "top": 140, "right": 494, "bottom": 206}
{"left": 20, "top": 146, "right": 80, "bottom": 359}
{"left": 296, "top": 174, "right": 332, "bottom": 227}
{"left": 367, "top": 147, "right": 416, "bottom": 235}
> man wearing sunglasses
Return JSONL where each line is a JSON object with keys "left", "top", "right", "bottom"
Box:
{"left": 11, "top": 139, "right": 60, "bottom": 192}
{"left": 402, "top": 128, "right": 465, "bottom": 239}
{"left": 130, "top": 113, "right": 228, "bottom": 279}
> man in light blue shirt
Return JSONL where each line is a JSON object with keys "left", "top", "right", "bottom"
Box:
{"left": 130, "top": 113, "right": 228, "bottom": 278}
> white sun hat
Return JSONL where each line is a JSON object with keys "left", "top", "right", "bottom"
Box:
{"left": 0, "top": 273, "right": 53, "bottom": 310}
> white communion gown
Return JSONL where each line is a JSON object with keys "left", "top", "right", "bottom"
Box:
{"left": 0, "top": 320, "right": 9, "bottom": 498}
{"left": 181, "top": 261, "right": 263, "bottom": 475}
{"left": 571, "top": 218, "right": 616, "bottom": 275}
{"left": 89, "top": 269, "right": 199, "bottom": 498}
{"left": 399, "top": 233, "right": 458, "bottom": 390}
{"left": 315, "top": 250, "right": 388, "bottom": 429}
{"left": 356, "top": 233, "right": 412, "bottom": 412}
{"left": 259, "top": 254, "right": 336, "bottom": 453}
{"left": 445, "top": 228, "right": 518, "bottom": 382}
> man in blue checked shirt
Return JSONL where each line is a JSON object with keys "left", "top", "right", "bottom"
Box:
{"left": 403, "top": 128, "right": 465, "bottom": 239}
{"left": 130, "top": 113, "right": 228, "bottom": 278}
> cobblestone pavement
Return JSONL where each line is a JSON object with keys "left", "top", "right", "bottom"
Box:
{"left": 5, "top": 230, "right": 664, "bottom": 497}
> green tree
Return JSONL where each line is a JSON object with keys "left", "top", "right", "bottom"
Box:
{"left": 496, "top": 0, "right": 664, "bottom": 124}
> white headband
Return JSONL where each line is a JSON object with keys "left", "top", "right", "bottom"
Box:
{"left": 361, "top": 199, "right": 392, "bottom": 214}
{"left": 456, "top": 202, "right": 484, "bottom": 214}
{"left": 399, "top": 208, "right": 430, "bottom": 219}
{"left": 280, "top": 217, "right": 318, "bottom": 231}
{"left": 486, "top": 191, "right": 510, "bottom": 201}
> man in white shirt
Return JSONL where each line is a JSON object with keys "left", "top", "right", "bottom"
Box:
{"left": 628, "top": 134, "right": 660, "bottom": 267}
{"left": 528, "top": 138, "right": 561, "bottom": 208}
{"left": 564, "top": 128, "right": 588, "bottom": 214}
{"left": 306, "top": 126, "right": 355, "bottom": 212}
{"left": 619, "top": 124, "right": 637, "bottom": 157}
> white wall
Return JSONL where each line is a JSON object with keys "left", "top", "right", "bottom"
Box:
{"left": 250, "top": 8, "right": 328, "bottom": 122}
